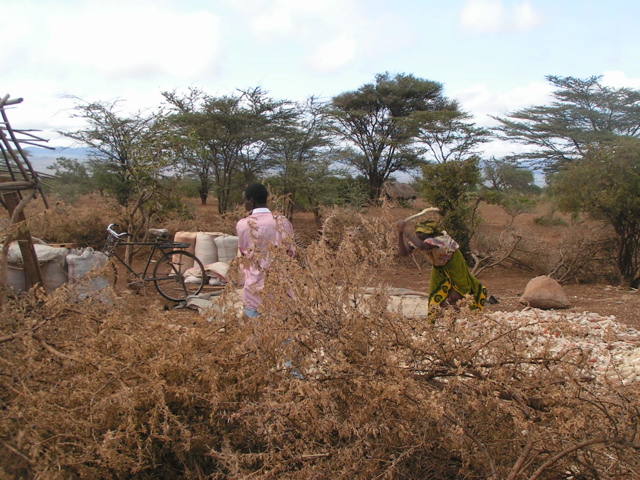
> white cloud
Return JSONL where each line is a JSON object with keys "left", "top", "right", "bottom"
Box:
{"left": 228, "top": 0, "right": 394, "bottom": 74}
{"left": 1, "top": 1, "right": 222, "bottom": 82}
{"left": 460, "top": 0, "right": 505, "bottom": 34}
{"left": 2, "top": 0, "right": 224, "bottom": 146}
{"left": 251, "top": 8, "right": 294, "bottom": 37}
{"left": 601, "top": 71, "right": 640, "bottom": 89}
{"left": 307, "top": 37, "right": 357, "bottom": 73}
{"left": 42, "top": 5, "right": 221, "bottom": 80}
{"left": 456, "top": 74, "right": 640, "bottom": 126}
{"left": 513, "top": 2, "right": 544, "bottom": 31}
{"left": 452, "top": 81, "right": 554, "bottom": 128}
{"left": 459, "top": 0, "right": 544, "bottom": 34}
{"left": 238, "top": 0, "right": 360, "bottom": 39}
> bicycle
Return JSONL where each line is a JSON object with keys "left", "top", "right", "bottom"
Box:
{"left": 103, "top": 223, "right": 206, "bottom": 302}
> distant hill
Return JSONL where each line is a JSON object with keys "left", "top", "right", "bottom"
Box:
{"left": 23, "top": 147, "right": 89, "bottom": 172}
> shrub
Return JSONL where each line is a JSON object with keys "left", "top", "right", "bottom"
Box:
{"left": 534, "top": 212, "right": 568, "bottom": 227}
{"left": 25, "top": 199, "right": 121, "bottom": 247}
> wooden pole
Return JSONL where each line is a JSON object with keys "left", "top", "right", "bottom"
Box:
{"left": 2, "top": 190, "right": 43, "bottom": 291}
{"left": 403, "top": 207, "right": 440, "bottom": 223}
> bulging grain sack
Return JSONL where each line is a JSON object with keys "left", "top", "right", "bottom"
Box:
{"left": 7, "top": 242, "right": 60, "bottom": 265}
{"left": 6, "top": 265, "right": 26, "bottom": 294}
{"left": 183, "top": 265, "right": 205, "bottom": 285}
{"left": 214, "top": 234, "right": 239, "bottom": 264}
{"left": 173, "top": 232, "right": 198, "bottom": 272}
{"left": 205, "top": 262, "right": 229, "bottom": 284}
{"left": 4, "top": 242, "right": 68, "bottom": 293}
{"left": 195, "top": 232, "right": 224, "bottom": 265}
{"left": 66, "top": 248, "right": 110, "bottom": 300}
{"left": 32, "top": 244, "right": 69, "bottom": 293}
{"left": 520, "top": 275, "right": 570, "bottom": 309}
{"left": 41, "top": 259, "right": 68, "bottom": 293}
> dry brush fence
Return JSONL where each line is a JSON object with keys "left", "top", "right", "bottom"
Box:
{"left": 0, "top": 207, "right": 639, "bottom": 479}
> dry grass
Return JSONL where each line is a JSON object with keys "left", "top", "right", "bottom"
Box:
{"left": 1, "top": 202, "right": 639, "bottom": 479}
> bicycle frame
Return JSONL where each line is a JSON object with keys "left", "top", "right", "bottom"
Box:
{"left": 103, "top": 224, "right": 205, "bottom": 302}
{"left": 105, "top": 238, "right": 173, "bottom": 283}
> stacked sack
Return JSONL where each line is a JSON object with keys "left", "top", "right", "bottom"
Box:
{"left": 176, "top": 231, "right": 239, "bottom": 287}
{"left": 3, "top": 240, "right": 109, "bottom": 298}
{"left": 5, "top": 240, "right": 69, "bottom": 294}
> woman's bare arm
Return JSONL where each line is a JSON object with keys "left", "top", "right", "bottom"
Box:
{"left": 396, "top": 220, "right": 437, "bottom": 256}
{"left": 396, "top": 220, "right": 436, "bottom": 256}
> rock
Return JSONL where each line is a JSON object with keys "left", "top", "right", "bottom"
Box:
{"left": 520, "top": 276, "right": 570, "bottom": 309}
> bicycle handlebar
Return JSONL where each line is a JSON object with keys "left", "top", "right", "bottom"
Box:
{"left": 107, "top": 223, "right": 132, "bottom": 239}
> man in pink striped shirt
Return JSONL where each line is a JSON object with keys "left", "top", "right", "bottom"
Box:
{"left": 235, "top": 184, "right": 295, "bottom": 318}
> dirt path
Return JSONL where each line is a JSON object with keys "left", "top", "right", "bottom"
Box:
{"left": 381, "top": 261, "right": 640, "bottom": 328}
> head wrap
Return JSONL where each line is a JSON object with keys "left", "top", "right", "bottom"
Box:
{"left": 415, "top": 220, "right": 441, "bottom": 236}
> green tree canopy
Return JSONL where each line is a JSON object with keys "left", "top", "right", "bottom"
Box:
{"left": 328, "top": 72, "right": 453, "bottom": 201}
{"left": 60, "top": 99, "right": 175, "bottom": 207}
{"left": 552, "top": 137, "right": 640, "bottom": 285}
{"left": 264, "top": 97, "right": 335, "bottom": 220}
{"left": 420, "top": 157, "right": 481, "bottom": 258}
{"left": 163, "top": 88, "right": 290, "bottom": 213}
{"left": 409, "top": 109, "right": 490, "bottom": 164}
{"left": 493, "top": 75, "right": 640, "bottom": 172}
{"left": 482, "top": 158, "right": 538, "bottom": 193}
{"left": 46, "top": 157, "right": 92, "bottom": 197}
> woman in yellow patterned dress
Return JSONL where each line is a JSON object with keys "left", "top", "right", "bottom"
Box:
{"left": 396, "top": 219, "right": 487, "bottom": 312}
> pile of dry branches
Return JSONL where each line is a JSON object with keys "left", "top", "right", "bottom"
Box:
{"left": 1, "top": 208, "right": 638, "bottom": 479}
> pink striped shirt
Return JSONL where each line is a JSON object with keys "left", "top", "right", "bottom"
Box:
{"left": 236, "top": 209, "right": 295, "bottom": 309}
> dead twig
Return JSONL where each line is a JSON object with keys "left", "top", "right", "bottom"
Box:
{"left": 507, "top": 434, "right": 536, "bottom": 480}
{"left": 0, "top": 320, "right": 45, "bottom": 344}
{"left": 1, "top": 440, "right": 34, "bottom": 465}
{"left": 527, "top": 436, "right": 609, "bottom": 480}
{"left": 472, "top": 234, "right": 522, "bottom": 276}
{"left": 32, "top": 333, "right": 94, "bottom": 366}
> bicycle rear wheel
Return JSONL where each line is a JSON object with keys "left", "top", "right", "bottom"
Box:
{"left": 153, "top": 250, "right": 205, "bottom": 302}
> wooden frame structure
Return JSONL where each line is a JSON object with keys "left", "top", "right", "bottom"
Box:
{"left": 0, "top": 94, "right": 53, "bottom": 294}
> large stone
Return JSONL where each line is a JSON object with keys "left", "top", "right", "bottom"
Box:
{"left": 520, "top": 276, "right": 570, "bottom": 309}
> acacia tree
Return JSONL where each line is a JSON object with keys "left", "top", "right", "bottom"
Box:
{"left": 162, "top": 88, "right": 214, "bottom": 205}
{"left": 493, "top": 75, "right": 640, "bottom": 171}
{"left": 164, "top": 88, "right": 287, "bottom": 213}
{"left": 61, "top": 100, "right": 171, "bottom": 207}
{"left": 420, "top": 158, "right": 481, "bottom": 259}
{"left": 483, "top": 157, "right": 537, "bottom": 192}
{"left": 553, "top": 138, "right": 640, "bottom": 286}
{"left": 46, "top": 157, "right": 94, "bottom": 199}
{"left": 265, "top": 97, "right": 334, "bottom": 219}
{"left": 480, "top": 158, "right": 539, "bottom": 226}
{"left": 61, "top": 100, "right": 183, "bottom": 261}
{"left": 410, "top": 109, "right": 490, "bottom": 164}
{"left": 493, "top": 75, "right": 640, "bottom": 282}
{"left": 412, "top": 108, "right": 489, "bottom": 258}
{"left": 234, "top": 88, "right": 294, "bottom": 187}
{"left": 328, "top": 73, "right": 452, "bottom": 202}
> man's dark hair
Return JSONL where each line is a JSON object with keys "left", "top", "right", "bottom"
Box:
{"left": 244, "top": 183, "right": 269, "bottom": 204}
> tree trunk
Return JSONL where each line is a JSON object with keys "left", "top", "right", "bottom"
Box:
{"left": 368, "top": 175, "right": 385, "bottom": 205}
{"left": 217, "top": 191, "right": 227, "bottom": 215}
{"left": 617, "top": 226, "right": 640, "bottom": 286}
{"left": 283, "top": 188, "right": 295, "bottom": 220}
{"left": 199, "top": 178, "right": 209, "bottom": 206}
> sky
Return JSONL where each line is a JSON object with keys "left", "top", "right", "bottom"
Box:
{"left": 3, "top": 0, "right": 640, "bottom": 160}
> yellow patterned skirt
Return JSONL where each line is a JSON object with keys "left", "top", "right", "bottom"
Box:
{"left": 429, "top": 250, "right": 487, "bottom": 311}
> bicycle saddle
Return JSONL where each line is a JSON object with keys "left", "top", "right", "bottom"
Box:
{"left": 148, "top": 228, "right": 169, "bottom": 238}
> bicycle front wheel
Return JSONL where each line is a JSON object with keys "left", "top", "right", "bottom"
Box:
{"left": 153, "top": 250, "right": 205, "bottom": 302}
